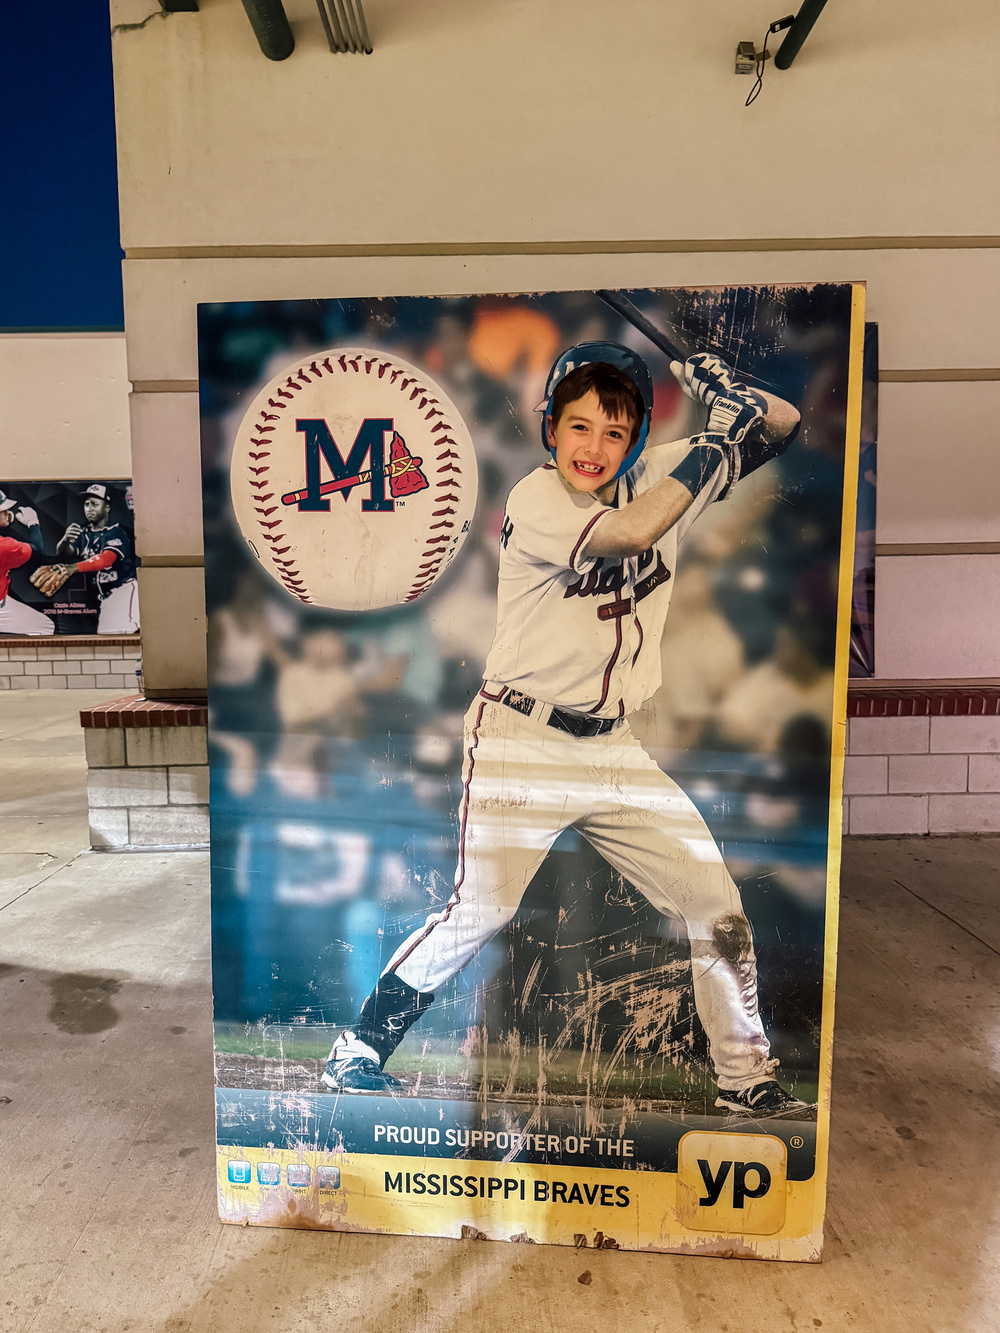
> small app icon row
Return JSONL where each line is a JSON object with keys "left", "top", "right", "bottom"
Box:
{"left": 227, "top": 1160, "right": 341, "bottom": 1189}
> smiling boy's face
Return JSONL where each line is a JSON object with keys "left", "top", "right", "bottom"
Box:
{"left": 548, "top": 389, "right": 636, "bottom": 496}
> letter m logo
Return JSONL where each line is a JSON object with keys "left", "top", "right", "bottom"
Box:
{"left": 296, "top": 418, "right": 394, "bottom": 512}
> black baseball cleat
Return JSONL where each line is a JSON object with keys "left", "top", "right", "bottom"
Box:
{"left": 321, "top": 1056, "right": 403, "bottom": 1093}
{"left": 715, "top": 1081, "right": 809, "bottom": 1115}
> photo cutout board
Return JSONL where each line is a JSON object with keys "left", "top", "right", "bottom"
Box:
{"left": 200, "top": 283, "right": 864, "bottom": 1261}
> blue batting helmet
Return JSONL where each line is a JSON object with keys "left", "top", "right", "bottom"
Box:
{"left": 539, "top": 341, "right": 654, "bottom": 479}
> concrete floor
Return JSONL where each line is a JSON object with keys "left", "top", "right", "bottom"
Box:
{"left": 1, "top": 691, "right": 998, "bottom": 1333}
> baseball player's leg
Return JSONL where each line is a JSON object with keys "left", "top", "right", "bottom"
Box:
{"left": 96, "top": 580, "right": 140, "bottom": 634}
{"left": 579, "top": 727, "right": 778, "bottom": 1095}
{"left": 324, "top": 700, "right": 577, "bottom": 1089}
{"left": 0, "top": 595, "right": 55, "bottom": 636}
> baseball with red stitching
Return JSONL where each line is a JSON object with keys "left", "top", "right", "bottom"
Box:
{"left": 230, "top": 347, "right": 479, "bottom": 611}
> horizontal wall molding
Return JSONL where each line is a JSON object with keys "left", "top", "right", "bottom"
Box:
{"left": 139, "top": 555, "right": 204, "bottom": 567}
{"left": 0, "top": 327, "right": 125, "bottom": 336}
{"left": 848, "top": 678, "right": 1000, "bottom": 690}
{"left": 876, "top": 543, "right": 1000, "bottom": 557}
{"left": 124, "top": 236, "right": 1000, "bottom": 262}
{"left": 134, "top": 371, "right": 1000, "bottom": 396}
{"left": 880, "top": 368, "right": 1000, "bottom": 383}
{"left": 137, "top": 548, "right": 997, "bottom": 569}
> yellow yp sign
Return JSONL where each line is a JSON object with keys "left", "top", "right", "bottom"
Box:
{"left": 676, "top": 1132, "right": 787, "bottom": 1235}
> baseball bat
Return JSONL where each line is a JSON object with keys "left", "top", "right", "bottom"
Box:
{"left": 596, "top": 289, "right": 775, "bottom": 391}
{"left": 595, "top": 290, "right": 689, "bottom": 365}
{"left": 281, "top": 454, "right": 421, "bottom": 506}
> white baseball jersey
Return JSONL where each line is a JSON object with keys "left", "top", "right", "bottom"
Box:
{"left": 482, "top": 439, "right": 730, "bottom": 719}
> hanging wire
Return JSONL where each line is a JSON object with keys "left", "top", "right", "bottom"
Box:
{"left": 745, "top": 25, "right": 772, "bottom": 106}
{"left": 746, "top": 15, "right": 794, "bottom": 106}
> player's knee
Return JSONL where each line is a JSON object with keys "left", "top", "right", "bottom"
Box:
{"left": 711, "top": 911, "right": 753, "bottom": 965}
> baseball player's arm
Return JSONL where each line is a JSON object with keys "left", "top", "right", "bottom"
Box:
{"left": 31, "top": 549, "right": 119, "bottom": 597}
{"left": 0, "top": 535, "right": 34, "bottom": 572}
{"left": 583, "top": 479, "right": 696, "bottom": 560}
{"left": 670, "top": 357, "right": 799, "bottom": 444}
{"left": 12, "top": 507, "right": 45, "bottom": 555}
{"left": 585, "top": 386, "right": 794, "bottom": 559}
{"left": 56, "top": 524, "right": 83, "bottom": 558}
{"left": 670, "top": 356, "right": 800, "bottom": 473}
{"left": 733, "top": 389, "right": 800, "bottom": 479}
{"left": 77, "top": 550, "right": 118, "bottom": 573}
{"left": 749, "top": 389, "right": 799, "bottom": 445}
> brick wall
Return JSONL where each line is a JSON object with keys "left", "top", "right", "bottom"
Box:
{"left": 844, "top": 687, "right": 1000, "bottom": 835}
{"left": 81, "top": 696, "right": 208, "bottom": 850}
{"left": 0, "top": 637, "right": 141, "bottom": 691}
{"left": 72, "top": 686, "right": 1000, "bottom": 847}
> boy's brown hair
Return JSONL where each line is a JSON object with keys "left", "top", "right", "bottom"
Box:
{"left": 549, "top": 362, "right": 644, "bottom": 445}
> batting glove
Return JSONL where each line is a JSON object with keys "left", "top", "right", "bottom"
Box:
{"left": 669, "top": 353, "right": 736, "bottom": 407}
{"left": 704, "top": 385, "right": 768, "bottom": 446}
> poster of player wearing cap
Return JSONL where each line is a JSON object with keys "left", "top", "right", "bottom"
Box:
{"left": 201, "top": 283, "right": 863, "bottom": 1261}
{"left": 0, "top": 481, "right": 139, "bottom": 636}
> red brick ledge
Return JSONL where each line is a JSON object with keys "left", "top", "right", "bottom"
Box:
{"left": 848, "top": 682, "right": 1000, "bottom": 718}
{"left": 76, "top": 682, "right": 1000, "bottom": 724}
{"left": 80, "top": 694, "right": 207, "bottom": 728}
{"left": 1, "top": 635, "right": 141, "bottom": 648}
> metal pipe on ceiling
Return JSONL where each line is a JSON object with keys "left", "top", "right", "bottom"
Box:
{"left": 240, "top": 0, "right": 295, "bottom": 60}
{"left": 773, "top": 0, "right": 830, "bottom": 69}
{"left": 336, "top": 0, "right": 361, "bottom": 52}
{"left": 346, "top": 0, "right": 372, "bottom": 53}
{"left": 314, "top": 0, "right": 338, "bottom": 52}
{"left": 321, "top": 0, "right": 372, "bottom": 54}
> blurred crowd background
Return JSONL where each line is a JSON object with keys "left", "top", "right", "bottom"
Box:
{"left": 200, "top": 286, "right": 856, "bottom": 1092}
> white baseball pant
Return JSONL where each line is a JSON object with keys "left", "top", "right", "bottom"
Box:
{"left": 0, "top": 595, "right": 54, "bottom": 636}
{"left": 386, "top": 692, "right": 777, "bottom": 1092}
{"left": 97, "top": 580, "right": 140, "bottom": 634}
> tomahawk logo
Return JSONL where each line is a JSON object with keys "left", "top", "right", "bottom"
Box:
{"left": 282, "top": 418, "right": 429, "bottom": 513}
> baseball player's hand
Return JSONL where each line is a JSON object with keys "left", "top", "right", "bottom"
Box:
{"left": 30, "top": 564, "right": 74, "bottom": 597}
{"left": 669, "top": 354, "right": 736, "bottom": 407}
{"left": 14, "top": 506, "right": 39, "bottom": 527}
{"left": 704, "top": 386, "right": 768, "bottom": 445}
{"left": 62, "top": 523, "right": 83, "bottom": 543}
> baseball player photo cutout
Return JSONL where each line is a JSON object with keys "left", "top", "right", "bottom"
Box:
{"left": 202, "top": 284, "right": 863, "bottom": 1262}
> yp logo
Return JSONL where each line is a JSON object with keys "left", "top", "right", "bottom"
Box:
{"left": 676, "top": 1132, "right": 787, "bottom": 1235}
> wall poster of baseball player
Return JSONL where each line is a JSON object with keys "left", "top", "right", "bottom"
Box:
{"left": 200, "top": 282, "right": 863, "bottom": 1261}
{"left": 0, "top": 480, "right": 139, "bottom": 637}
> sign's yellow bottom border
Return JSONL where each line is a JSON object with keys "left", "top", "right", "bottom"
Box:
{"left": 216, "top": 1145, "right": 825, "bottom": 1263}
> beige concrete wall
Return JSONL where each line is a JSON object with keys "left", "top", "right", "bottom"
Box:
{"left": 1, "top": 334, "right": 131, "bottom": 481}
{"left": 108, "top": 0, "right": 1000, "bottom": 695}
{"left": 111, "top": 0, "right": 997, "bottom": 245}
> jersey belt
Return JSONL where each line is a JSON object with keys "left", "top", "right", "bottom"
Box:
{"left": 480, "top": 682, "right": 622, "bottom": 738}
{"left": 597, "top": 554, "right": 672, "bottom": 621}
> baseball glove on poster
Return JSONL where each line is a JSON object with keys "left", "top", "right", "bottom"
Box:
{"left": 30, "top": 564, "right": 74, "bottom": 597}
